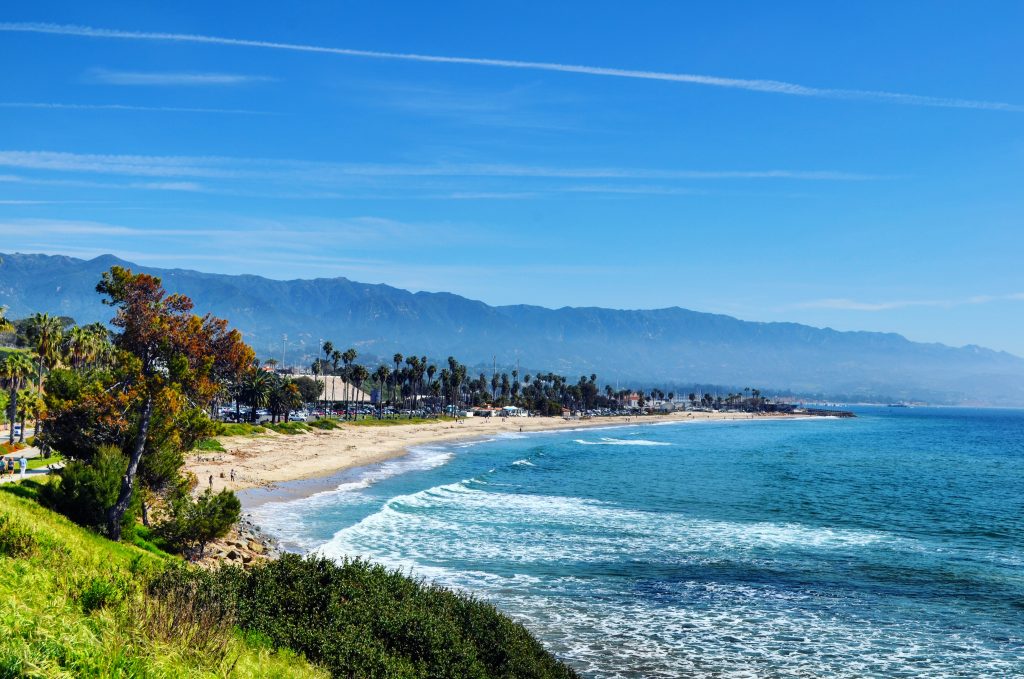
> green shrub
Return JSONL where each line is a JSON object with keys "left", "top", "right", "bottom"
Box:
{"left": 78, "top": 575, "right": 127, "bottom": 613}
{"left": 268, "top": 421, "right": 310, "bottom": 435}
{"left": 153, "top": 555, "right": 579, "bottom": 679}
{"left": 41, "top": 445, "right": 139, "bottom": 536}
{"left": 215, "top": 422, "right": 268, "bottom": 436}
{"left": 306, "top": 419, "right": 339, "bottom": 430}
{"left": 195, "top": 438, "right": 226, "bottom": 452}
{"left": 0, "top": 513, "right": 35, "bottom": 557}
{"left": 157, "top": 488, "right": 241, "bottom": 559}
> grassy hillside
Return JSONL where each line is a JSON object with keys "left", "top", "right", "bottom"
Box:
{"left": 0, "top": 482, "right": 326, "bottom": 678}
{"left": 0, "top": 481, "right": 580, "bottom": 678}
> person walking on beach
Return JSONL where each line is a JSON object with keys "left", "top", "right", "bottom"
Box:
{"left": 18, "top": 455, "right": 27, "bottom": 478}
{"left": 230, "top": 468, "right": 236, "bottom": 483}
{"left": 5, "top": 457, "right": 13, "bottom": 475}
{"left": 208, "top": 474, "right": 214, "bottom": 489}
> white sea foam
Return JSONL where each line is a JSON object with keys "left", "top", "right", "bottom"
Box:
{"left": 316, "top": 479, "right": 891, "bottom": 572}
{"left": 245, "top": 445, "right": 455, "bottom": 550}
{"left": 512, "top": 459, "right": 535, "bottom": 466}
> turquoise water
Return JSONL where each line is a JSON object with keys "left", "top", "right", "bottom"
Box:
{"left": 245, "top": 408, "right": 1024, "bottom": 677}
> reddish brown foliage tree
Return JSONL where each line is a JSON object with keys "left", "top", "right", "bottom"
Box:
{"left": 98, "top": 266, "right": 253, "bottom": 539}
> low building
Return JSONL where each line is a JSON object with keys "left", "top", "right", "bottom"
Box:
{"left": 284, "top": 372, "right": 372, "bottom": 403}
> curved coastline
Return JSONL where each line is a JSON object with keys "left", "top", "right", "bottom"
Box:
{"left": 187, "top": 411, "right": 796, "bottom": 507}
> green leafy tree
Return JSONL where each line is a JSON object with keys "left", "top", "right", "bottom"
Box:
{"left": 43, "top": 445, "right": 139, "bottom": 533}
{"left": 94, "top": 266, "right": 253, "bottom": 540}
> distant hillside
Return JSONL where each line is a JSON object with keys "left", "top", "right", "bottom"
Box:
{"left": 2, "top": 252, "right": 1023, "bottom": 405}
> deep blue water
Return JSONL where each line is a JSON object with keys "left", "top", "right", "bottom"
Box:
{"left": 245, "top": 408, "right": 1024, "bottom": 677}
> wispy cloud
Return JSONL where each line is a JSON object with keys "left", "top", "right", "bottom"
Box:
{"left": 0, "top": 101, "right": 273, "bottom": 114}
{"left": 2, "top": 22, "right": 1021, "bottom": 112}
{"left": 0, "top": 150, "right": 885, "bottom": 182}
{"left": 84, "top": 67, "right": 274, "bottom": 86}
{"left": 796, "top": 293, "right": 1024, "bottom": 312}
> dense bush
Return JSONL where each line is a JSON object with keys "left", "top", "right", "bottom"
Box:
{"left": 157, "top": 488, "right": 241, "bottom": 558}
{"left": 41, "top": 444, "right": 139, "bottom": 535}
{"left": 152, "top": 555, "right": 579, "bottom": 679}
{"left": 306, "top": 419, "right": 340, "bottom": 430}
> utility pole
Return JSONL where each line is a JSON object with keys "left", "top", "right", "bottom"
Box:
{"left": 281, "top": 334, "right": 288, "bottom": 371}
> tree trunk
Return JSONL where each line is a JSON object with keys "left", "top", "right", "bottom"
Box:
{"left": 107, "top": 394, "right": 153, "bottom": 541}
{"left": 18, "top": 413, "right": 25, "bottom": 443}
{"left": 140, "top": 499, "right": 150, "bottom": 527}
{"left": 7, "top": 389, "right": 17, "bottom": 445}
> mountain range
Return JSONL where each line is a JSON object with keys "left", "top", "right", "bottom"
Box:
{"left": 2, "top": 252, "right": 1022, "bottom": 405}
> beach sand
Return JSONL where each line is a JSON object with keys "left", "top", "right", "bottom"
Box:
{"left": 187, "top": 411, "right": 788, "bottom": 494}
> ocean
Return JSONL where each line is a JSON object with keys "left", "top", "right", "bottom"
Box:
{"left": 243, "top": 408, "right": 1024, "bottom": 677}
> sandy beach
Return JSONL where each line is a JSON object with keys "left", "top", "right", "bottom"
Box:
{"left": 186, "top": 411, "right": 790, "bottom": 494}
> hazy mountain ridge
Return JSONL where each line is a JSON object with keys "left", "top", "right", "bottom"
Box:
{"left": 2, "top": 252, "right": 1022, "bottom": 405}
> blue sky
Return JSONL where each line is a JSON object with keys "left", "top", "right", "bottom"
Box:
{"left": 1, "top": 2, "right": 1023, "bottom": 355}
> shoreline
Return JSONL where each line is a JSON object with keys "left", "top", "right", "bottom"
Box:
{"left": 186, "top": 411, "right": 798, "bottom": 501}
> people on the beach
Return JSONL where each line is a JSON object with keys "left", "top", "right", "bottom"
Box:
{"left": 208, "top": 474, "right": 214, "bottom": 488}
{"left": 19, "top": 455, "right": 27, "bottom": 478}
{"left": 7, "top": 457, "right": 15, "bottom": 475}
{"left": 230, "top": 468, "right": 236, "bottom": 482}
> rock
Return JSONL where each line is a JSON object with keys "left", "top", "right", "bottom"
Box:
{"left": 247, "top": 541, "right": 265, "bottom": 554}
{"left": 242, "top": 554, "right": 253, "bottom": 564}
{"left": 226, "top": 549, "right": 239, "bottom": 560}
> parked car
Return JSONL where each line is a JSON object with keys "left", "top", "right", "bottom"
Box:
{"left": 289, "top": 411, "right": 308, "bottom": 422}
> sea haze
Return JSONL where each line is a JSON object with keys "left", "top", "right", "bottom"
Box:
{"left": 244, "top": 408, "right": 1024, "bottom": 677}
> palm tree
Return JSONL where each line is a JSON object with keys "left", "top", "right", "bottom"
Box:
{"left": 342, "top": 348, "right": 356, "bottom": 418}
{"left": 0, "top": 306, "right": 12, "bottom": 334}
{"left": 321, "top": 341, "right": 334, "bottom": 413}
{"left": 391, "top": 353, "right": 403, "bottom": 406}
{"left": 350, "top": 364, "right": 369, "bottom": 417}
{"left": 64, "top": 325, "right": 92, "bottom": 368}
{"left": 25, "top": 313, "right": 64, "bottom": 397}
{"left": 16, "top": 387, "right": 42, "bottom": 443}
{"left": 0, "top": 352, "right": 35, "bottom": 444}
{"left": 330, "top": 349, "right": 342, "bottom": 416}
{"left": 373, "top": 365, "right": 390, "bottom": 418}
{"left": 239, "top": 369, "right": 273, "bottom": 422}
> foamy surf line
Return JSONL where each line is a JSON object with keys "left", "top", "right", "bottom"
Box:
{"left": 239, "top": 415, "right": 809, "bottom": 520}
{"left": 238, "top": 444, "right": 456, "bottom": 511}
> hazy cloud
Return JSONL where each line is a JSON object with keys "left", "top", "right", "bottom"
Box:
{"left": 0, "top": 101, "right": 273, "bottom": 114}
{"left": 796, "top": 294, "right": 1024, "bottom": 312}
{"left": 85, "top": 68, "right": 275, "bottom": 86}
{"left": 2, "top": 22, "right": 1020, "bottom": 112}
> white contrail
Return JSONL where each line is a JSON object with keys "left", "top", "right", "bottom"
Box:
{"left": 1, "top": 22, "right": 1020, "bottom": 112}
{"left": 0, "top": 101, "right": 271, "bottom": 114}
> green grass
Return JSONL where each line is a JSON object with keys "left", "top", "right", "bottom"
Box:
{"left": 305, "top": 419, "right": 340, "bottom": 431}
{"left": 346, "top": 416, "right": 452, "bottom": 427}
{"left": 213, "top": 422, "right": 268, "bottom": 437}
{"left": 0, "top": 488, "right": 327, "bottom": 678}
{"left": 266, "top": 422, "right": 311, "bottom": 435}
{"left": 195, "top": 438, "right": 226, "bottom": 452}
{"left": 27, "top": 452, "right": 64, "bottom": 470}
